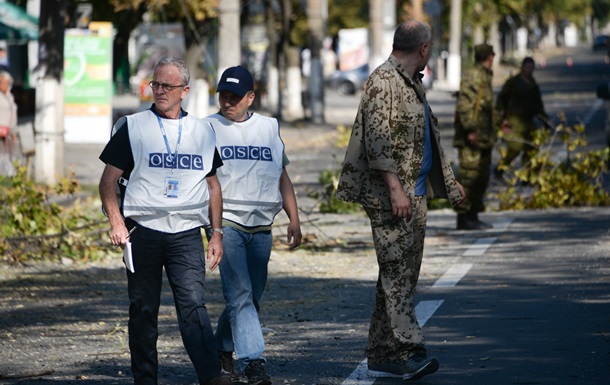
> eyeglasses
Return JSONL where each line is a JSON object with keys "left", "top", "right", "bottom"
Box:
{"left": 149, "top": 81, "right": 185, "bottom": 92}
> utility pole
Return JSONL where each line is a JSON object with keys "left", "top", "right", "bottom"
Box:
{"left": 34, "top": 0, "right": 66, "bottom": 185}
{"left": 217, "top": 0, "right": 241, "bottom": 81}
{"left": 370, "top": 0, "right": 395, "bottom": 71}
{"left": 412, "top": 0, "right": 424, "bottom": 21}
{"left": 281, "top": 0, "right": 303, "bottom": 121}
{"left": 446, "top": 0, "right": 462, "bottom": 91}
{"left": 307, "top": 0, "right": 326, "bottom": 124}
{"left": 369, "top": 0, "right": 383, "bottom": 71}
{"left": 265, "top": 0, "right": 279, "bottom": 117}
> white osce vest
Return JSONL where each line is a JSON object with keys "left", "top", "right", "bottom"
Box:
{"left": 203, "top": 113, "right": 284, "bottom": 227}
{"left": 122, "top": 110, "right": 217, "bottom": 233}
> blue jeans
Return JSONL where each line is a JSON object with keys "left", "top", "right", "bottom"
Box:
{"left": 213, "top": 226, "right": 272, "bottom": 372}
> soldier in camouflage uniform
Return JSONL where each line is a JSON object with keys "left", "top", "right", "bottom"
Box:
{"left": 336, "top": 20, "right": 464, "bottom": 381}
{"left": 453, "top": 43, "right": 497, "bottom": 230}
{"left": 495, "top": 57, "right": 548, "bottom": 176}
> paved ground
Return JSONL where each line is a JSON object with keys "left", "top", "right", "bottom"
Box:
{"left": 1, "top": 46, "right": 609, "bottom": 384}
{"left": 2, "top": 205, "right": 609, "bottom": 385}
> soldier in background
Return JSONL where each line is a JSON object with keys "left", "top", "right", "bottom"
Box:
{"left": 453, "top": 43, "right": 498, "bottom": 230}
{"left": 495, "top": 56, "right": 548, "bottom": 177}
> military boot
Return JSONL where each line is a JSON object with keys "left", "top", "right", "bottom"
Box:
{"left": 473, "top": 213, "right": 492, "bottom": 229}
{"left": 457, "top": 213, "right": 484, "bottom": 230}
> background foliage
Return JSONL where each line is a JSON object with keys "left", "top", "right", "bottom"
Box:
{"left": 495, "top": 116, "right": 610, "bottom": 209}
{"left": 0, "top": 165, "right": 110, "bottom": 264}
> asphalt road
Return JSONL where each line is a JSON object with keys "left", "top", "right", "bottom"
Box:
{"left": 267, "top": 207, "right": 610, "bottom": 385}
{"left": 2, "top": 207, "right": 608, "bottom": 385}
{"left": 1, "top": 46, "right": 609, "bottom": 385}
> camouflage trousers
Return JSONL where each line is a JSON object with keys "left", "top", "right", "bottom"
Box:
{"left": 363, "top": 195, "right": 428, "bottom": 363}
{"left": 455, "top": 146, "right": 492, "bottom": 215}
{"left": 499, "top": 117, "right": 538, "bottom": 169}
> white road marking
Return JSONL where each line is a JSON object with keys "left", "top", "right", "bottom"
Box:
{"left": 463, "top": 237, "right": 497, "bottom": 256}
{"left": 343, "top": 233, "right": 501, "bottom": 384}
{"left": 491, "top": 217, "right": 514, "bottom": 231}
{"left": 432, "top": 264, "right": 473, "bottom": 288}
{"left": 583, "top": 98, "right": 604, "bottom": 126}
{"left": 415, "top": 299, "right": 445, "bottom": 325}
{"left": 342, "top": 360, "right": 371, "bottom": 385}
{"left": 342, "top": 300, "right": 444, "bottom": 385}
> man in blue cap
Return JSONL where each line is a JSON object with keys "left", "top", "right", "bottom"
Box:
{"left": 202, "top": 66, "right": 302, "bottom": 385}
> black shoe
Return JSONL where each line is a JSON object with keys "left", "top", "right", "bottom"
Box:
{"left": 405, "top": 352, "right": 440, "bottom": 380}
{"left": 457, "top": 214, "right": 485, "bottom": 230}
{"left": 245, "top": 359, "right": 271, "bottom": 385}
{"left": 220, "top": 351, "right": 240, "bottom": 382}
{"left": 367, "top": 354, "right": 439, "bottom": 380}
{"left": 202, "top": 374, "right": 231, "bottom": 385}
{"left": 473, "top": 213, "right": 492, "bottom": 229}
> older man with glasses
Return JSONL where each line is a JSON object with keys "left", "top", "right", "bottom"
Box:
{"left": 99, "top": 56, "right": 230, "bottom": 385}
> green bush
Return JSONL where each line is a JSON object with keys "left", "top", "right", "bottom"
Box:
{"left": 495, "top": 116, "right": 610, "bottom": 210}
{"left": 0, "top": 164, "right": 109, "bottom": 264}
{"left": 307, "top": 166, "right": 362, "bottom": 214}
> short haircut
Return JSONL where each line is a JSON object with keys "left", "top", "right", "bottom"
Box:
{"left": 0, "top": 70, "right": 13, "bottom": 83}
{"left": 521, "top": 56, "right": 535, "bottom": 67}
{"left": 392, "top": 20, "right": 432, "bottom": 54}
{"left": 154, "top": 56, "right": 190, "bottom": 86}
{"left": 474, "top": 46, "right": 494, "bottom": 63}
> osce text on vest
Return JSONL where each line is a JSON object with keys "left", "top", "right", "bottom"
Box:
{"left": 220, "top": 145, "right": 274, "bottom": 161}
{"left": 149, "top": 153, "right": 205, "bottom": 170}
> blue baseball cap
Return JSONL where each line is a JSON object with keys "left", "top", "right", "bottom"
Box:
{"left": 217, "top": 66, "right": 254, "bottom": 97}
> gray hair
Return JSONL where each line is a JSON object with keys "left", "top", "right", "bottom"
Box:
{"left": 154, "top": 56, "right": 190, "bottom": 86}
{"left": 392, "top": 20, "right": 432, "bottom": 54}
{"left": 0, "top": 70, "right": 13, "bottom": 83}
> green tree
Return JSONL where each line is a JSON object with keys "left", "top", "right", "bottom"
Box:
{"left": 76, "top": 0, "right": 218, "bottom": 89}
{"left": 592, "top": 0, "right": 610, "bottom": 26}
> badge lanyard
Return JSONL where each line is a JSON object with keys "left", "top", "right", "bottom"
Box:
{"left": 156, "top": 111, "right": 183, "bottom": 173}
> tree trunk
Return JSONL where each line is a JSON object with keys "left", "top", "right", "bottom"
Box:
{"left": 34, "top": 0, "right": 67, "bottom": 185}
{"left": 307, "top": 0, "right": 326, "bottom": 124}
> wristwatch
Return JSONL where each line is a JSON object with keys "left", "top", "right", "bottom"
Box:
{"left": 210, "top": 228, "right": 224, "bottom": 236}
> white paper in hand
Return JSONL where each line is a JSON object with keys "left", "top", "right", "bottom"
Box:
{"left": 123, "top": 241, "right": 135, "bottom": 273}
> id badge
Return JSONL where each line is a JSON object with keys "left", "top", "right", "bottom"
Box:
{"left": 165, "top": 176, "right": 180, "bottom": 198}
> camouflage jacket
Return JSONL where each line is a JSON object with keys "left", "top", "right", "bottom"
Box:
{"left": 453, "top": 64, "right": 497, "bottom": 149}
{"left": 336, "top": 55, "right": 463, "bottom": 210}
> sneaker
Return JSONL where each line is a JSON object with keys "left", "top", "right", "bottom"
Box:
{"left": 220, "top": 351, "right": 240, "bottom": 382}
{"left": 406, "top": 353, "right": 440, "bottom": 380}
{"left": 244, "top": 359, "right": 272, "bottom": 385}
{"left": 367, "top": 354, "right": 439, "bottom": 380}
{"left": 202, "top": 374, "right": 231, "bottom": 385}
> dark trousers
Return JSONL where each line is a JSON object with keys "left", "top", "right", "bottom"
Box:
{"left": 127, "top": 223, "right": 220, "bottom": 385}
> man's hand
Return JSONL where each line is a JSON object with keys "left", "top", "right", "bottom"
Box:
{"left": 390, "top": 188, "right": 412, "bottom": 220}
{"left": 467, "top": 131, "right": 479, "bottom": 146}
{"left": 454, "top": 182, "right": 466, "bottom": 206}
{"left": 206, "top": 233, "right": 223, "bottom": 271}
{"left": 381, "top": 171, "right": 412, "bottom": 220}
{"left": 109, "top": 222, "right": 129, "bottom": 250}
{"left": 100, "top": 164, "right": 131, "bottom": 250}
{"left": 286, "top": 221, "right": 302, "bottom": 250}
{"left": 501, "top": 119, "right": 511, "bottom": 135}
